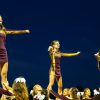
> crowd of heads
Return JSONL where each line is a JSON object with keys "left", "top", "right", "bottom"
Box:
{"left": 0, "top": 77, "right": 100, "bottom": 100}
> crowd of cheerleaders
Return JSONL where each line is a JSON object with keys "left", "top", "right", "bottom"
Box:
{"left": 0, "top": 77, "right": 100, "bottom": 100}
{"left": 0, "top": 16, "right": 100, "bottom": 100}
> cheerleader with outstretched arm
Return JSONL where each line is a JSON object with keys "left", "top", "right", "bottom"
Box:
{"left": 47, "top": 40, "right": 80, "bottom": 95}
{"left": 0, "top": 16, "right": 30, "bottom": 89}
{"left": 94, "top": 50, "right": 100, "bottom": 70}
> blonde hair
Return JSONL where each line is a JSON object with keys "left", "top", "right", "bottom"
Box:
{"left": 32, "top": 84, "right": 43, "bottom": 96}
{"left": 48, "top": 40, "right": 59, "bottom": 52}
{"left": 83, "top": 88, "right": 91, "bottom": 96}
{"left": 12, "top": 77, "right": 29, "bottom": 100}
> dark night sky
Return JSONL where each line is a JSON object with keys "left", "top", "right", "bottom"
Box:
{"left": 0, "top": 0, "right": 100, "bottom": 90}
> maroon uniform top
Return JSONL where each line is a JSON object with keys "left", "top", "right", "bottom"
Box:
{"left": 50, "top": 51, "right": 62, "bottom": 80}
{"left": 55, "top": 56, "right": 61, "bottom": 77}
{"left": 0, "top": 33, "right": 6, "bottom": 49}
{"left": 0, "top": 33, "right": 8, "bottom": 63}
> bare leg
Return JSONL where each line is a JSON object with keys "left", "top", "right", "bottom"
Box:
{"left": 1, "top": 62, "right": 9, "bottom": 89}
{"left": 57, "top": 76, "right": 62, "bottom": 95}
{"left": 0, "top": 64, "right": 2, "bottom": 74}
{"left": 47, "top": 70, "right": 55, "bottom": 91}
{"left": 0, "top": 64, "right": 2, "bottom": 84}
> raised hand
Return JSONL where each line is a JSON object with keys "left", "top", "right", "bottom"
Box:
{"left": 25, "top": 30, "right": 30, "bottom": 33}
{"left": 76, "top": 51, "right": 80, "bottom": 55}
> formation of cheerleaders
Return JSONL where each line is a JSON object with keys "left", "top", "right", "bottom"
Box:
{"left": 0, "top": 16, "right": 100, "bottom": 100}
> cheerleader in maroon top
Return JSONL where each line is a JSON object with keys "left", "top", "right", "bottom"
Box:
{"left": 0, "top": 16, "right": 30, "bottom": 89}
{"left": 94, "top": 50, "right": 100, "bottom": 70}
{"left": 47, "top": 40, "right": 80, "bottom": 95}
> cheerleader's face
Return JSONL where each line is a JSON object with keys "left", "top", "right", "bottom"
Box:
{"left": 53, "top": 41, "right": 60, "bottom": 49}
{"left": 84, "top": 89, "right": 91, "bottom": 96}
{"left": 34, "top": 85, "right": 42, "bottom": 94}
{"left": 86, "top": 90, "right": 91, "bottom": 96}
{"left": 63, "top": 89, "right": 69, "bottom": 96}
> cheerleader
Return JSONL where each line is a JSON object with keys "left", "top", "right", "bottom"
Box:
{"left": 47, "top": 40, "right": 80, "bottom": 95}
{"left": 0, "top": 16, "right": 30, "bottom": 89}
{"left": 94, "top": 50, "right": 100, "bottom": 70}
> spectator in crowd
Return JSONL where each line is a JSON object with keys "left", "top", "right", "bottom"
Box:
{"left": 32, "top": 84, "right": 48, "bottom": 100}
{"left": 12, "top": 76, "right": 29, "bottom": 100}
{"left": 69, "top": 87, "right": 80, "bottom": 100}
{"left": 63, "top": 88, "right": 70, "bottom": 99}
{"left": 82, "top": 88, "right": 92, "bottom": 100}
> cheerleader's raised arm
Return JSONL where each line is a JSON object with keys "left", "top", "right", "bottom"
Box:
{"left": 61, "top": 51, "right": 80, "bottom": 57}
{"left": 6, "top": 29, "right": 30, "bottom": 34}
